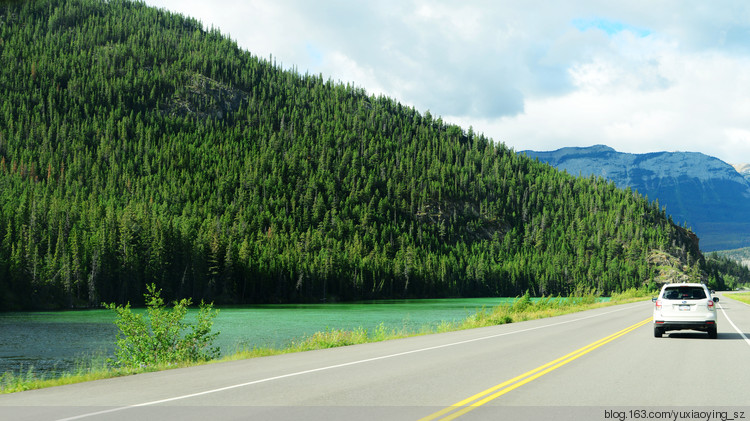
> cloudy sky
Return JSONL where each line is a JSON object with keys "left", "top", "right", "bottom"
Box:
{"left": 143, "top": 0, "right": 750, "bottom": 164}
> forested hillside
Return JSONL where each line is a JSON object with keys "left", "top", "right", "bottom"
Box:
{"left": 714, "top": 248, "right": 750, "bottom": 269}
{"left": 0, "top": 0, "right": 743, "bottom": 310}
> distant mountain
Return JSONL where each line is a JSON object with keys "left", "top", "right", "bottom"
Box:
{"left": 520, "top": 145, "right": 750, "bottom": 251}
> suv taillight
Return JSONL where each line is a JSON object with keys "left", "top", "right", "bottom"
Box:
{"left": 655, "top": 300, "right": 662, "bottom": 310}
{"left": 707, "top": 299, "right": 715, "bottom": 310}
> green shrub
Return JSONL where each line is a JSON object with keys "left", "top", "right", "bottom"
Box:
{"left": 511, "top": 291, "right": 533, "bottom": 312}
{"left": 104, "top": 284, "right": 220, "bottom": 369}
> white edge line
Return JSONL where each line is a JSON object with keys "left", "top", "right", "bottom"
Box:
{"left": 718, "top": 298, "right": 750, "bottom": 348}
{"left": 55, "top": 301, "right": 648, "bottom": 421}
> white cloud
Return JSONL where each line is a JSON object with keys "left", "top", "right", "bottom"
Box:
{"left": 473, "top": 48, "right": 750, "bottom": 163}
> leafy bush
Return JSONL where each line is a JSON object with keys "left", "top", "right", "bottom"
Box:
{"left": 511, "top": 291, "right": 533, "bottom": 312}
{"left": 105, "top": 284, "right": 220, "bottom": 369}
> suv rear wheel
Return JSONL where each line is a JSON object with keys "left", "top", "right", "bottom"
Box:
{"left": 708, "top": 326, "right": 717, "bottom": 339}
{"left": 654, "top": 326, "right": 663, "bottom": 338}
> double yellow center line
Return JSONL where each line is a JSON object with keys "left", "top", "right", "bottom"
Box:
{"left": 419, "top": 317, "right": 653, "bottom": 421}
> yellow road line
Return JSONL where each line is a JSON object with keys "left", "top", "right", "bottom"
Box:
{"left": 419, "top": 317, "right": 652, "bottom": 421}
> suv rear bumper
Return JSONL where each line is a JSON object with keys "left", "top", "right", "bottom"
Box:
{"left": 654, "top": 320, "right": 716, "bottom": 331}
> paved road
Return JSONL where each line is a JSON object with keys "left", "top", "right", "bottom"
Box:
{"left": 2, "top": 293, "right": 750, "bottom": 421}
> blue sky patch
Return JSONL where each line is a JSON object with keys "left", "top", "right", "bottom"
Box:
{"left": 572, "top": 18, "right": 651, "bottom": 37}
{"left": 305, "top": 43, "right": 324, "bottom": 66}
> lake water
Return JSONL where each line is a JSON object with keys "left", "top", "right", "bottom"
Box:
{"left": 0, "top": 298, "right": 512, "bottom": 377}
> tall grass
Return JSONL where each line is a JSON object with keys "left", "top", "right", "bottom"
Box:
{"left": 459, "top": 288, "right": 649, "bottom": 329}
{"left": 1, "top": 288, "right": 652, "bottom": 394}
{"left": 0, "top": 353, "right": 117, "bottom": 394}
{"left": 728, "top": 292, "right": 750, "bottom": 306}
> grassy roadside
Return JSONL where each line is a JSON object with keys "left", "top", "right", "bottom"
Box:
{"left": 726, "top": 292, "right": 750, "bottom": 305}
{"left": 1, "top": 288, "right": 652, "bottom": 394}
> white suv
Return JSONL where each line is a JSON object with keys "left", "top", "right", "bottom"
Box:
{"left": 652, "top": 283, "right": 719, "bottom": 339}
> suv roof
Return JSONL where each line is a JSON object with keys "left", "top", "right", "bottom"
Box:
{"left": 661, "top": 282, "right": 707, "bottom": 287}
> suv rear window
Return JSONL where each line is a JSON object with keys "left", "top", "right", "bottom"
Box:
{"left": 662, "top": 286, "right": 706, "bottom": 300}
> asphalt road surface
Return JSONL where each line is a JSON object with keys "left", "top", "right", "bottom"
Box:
{"left": 2, "top": 293, "right": 750, "bottom": 421}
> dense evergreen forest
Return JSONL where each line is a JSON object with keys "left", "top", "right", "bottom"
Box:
{"left": 0, "top": 0, "right": 746, "bottom": 310}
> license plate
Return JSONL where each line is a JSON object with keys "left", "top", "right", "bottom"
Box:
{"left": 679, "top": 305, "right": 691, "bottom": 311}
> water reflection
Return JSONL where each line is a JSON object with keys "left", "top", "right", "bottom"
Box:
{"left": 0, "top": 313, "right": 117, "bottom": 376}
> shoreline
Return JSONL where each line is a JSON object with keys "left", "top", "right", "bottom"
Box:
{"left": 0, "top": 289, "right": 651, "bottom": 394}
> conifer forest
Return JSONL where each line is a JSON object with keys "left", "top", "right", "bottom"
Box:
{"left": 0, "top": 0, "right": 746, "bottom": 310}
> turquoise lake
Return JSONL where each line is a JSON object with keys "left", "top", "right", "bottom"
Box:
{"left": 0, "top": 298, "right": 515, "bottom": 376}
